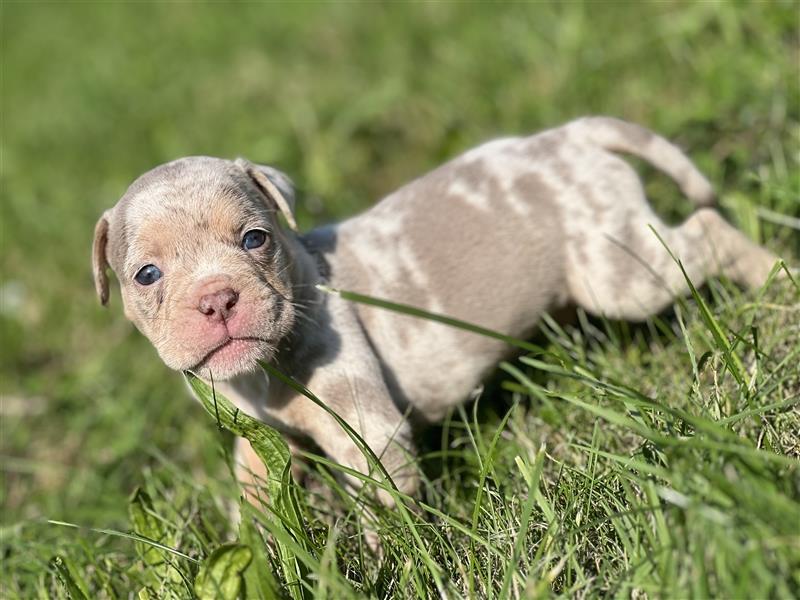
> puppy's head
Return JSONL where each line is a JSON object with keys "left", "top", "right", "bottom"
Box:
{"left": 93, "top": 156, "right": 300, "bottom": 379}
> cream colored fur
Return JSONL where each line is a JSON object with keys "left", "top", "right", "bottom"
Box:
{"left": 93, "top": 116, "right": 782, "bottom": 508}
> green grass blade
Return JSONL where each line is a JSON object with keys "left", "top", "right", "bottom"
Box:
{"left": 184, "top": 372, "right": 311, "bottom": 600}
{"left": 46, "top": 520, "right": 199, "bottom": 564}
{"left": 317, "top": 284, "right": 544, "bottom": 355}
{"left": 648, "top": 225, "right": 746, "bottom": 387}
{"left": 239, "top": 504, "right": 282, "bottom": 600}
{"left": 256, "top": 361, "right": 447, "bottom": 595}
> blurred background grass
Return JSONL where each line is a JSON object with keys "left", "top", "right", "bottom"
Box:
{"left": 2, "top": 0, "right": 798, "bottom": 593}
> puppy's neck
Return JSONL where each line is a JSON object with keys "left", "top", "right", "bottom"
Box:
{"left": 288, "top": 234, "right": 323, "bottom": 307}
{"left": 269, "top": 234, "right": 334, "bottom": 377}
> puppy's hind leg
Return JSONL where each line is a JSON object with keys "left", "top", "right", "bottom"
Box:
{"left": 682, "top": 208, "right": 783, "bottom": 289}
{"left": 567, "top": 208, "right": 781, "bottom": 321}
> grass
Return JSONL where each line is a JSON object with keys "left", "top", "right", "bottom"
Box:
{"left": 2, "top": 1, "right": 799, "bottom": 598}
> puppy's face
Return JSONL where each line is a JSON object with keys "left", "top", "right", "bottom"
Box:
{"left": 93, "top": 156, "right": 299, "bottom": 379}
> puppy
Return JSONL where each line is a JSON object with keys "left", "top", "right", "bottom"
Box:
{"left": 93, "top": 116, "right": 781, "bottom": 503}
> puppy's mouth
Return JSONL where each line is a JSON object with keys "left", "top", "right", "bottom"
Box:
{"left": 190, "top": 336, "right": 275, "bottom": 374}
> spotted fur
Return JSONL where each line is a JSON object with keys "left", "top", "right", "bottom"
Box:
{"left": 93, "top": 116, "right": 782, "bottom": 507}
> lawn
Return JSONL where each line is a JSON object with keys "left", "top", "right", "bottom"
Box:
{"left": 2, "top": 2, "right": 798, "bottom": 598}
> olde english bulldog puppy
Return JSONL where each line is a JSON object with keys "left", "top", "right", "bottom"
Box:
{"left": 92, "top": 116, "right": 782, "bottom": 508}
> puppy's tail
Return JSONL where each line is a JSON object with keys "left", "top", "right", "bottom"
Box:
{"left": 566, "top": 116, "right": 716, "bottom": 206}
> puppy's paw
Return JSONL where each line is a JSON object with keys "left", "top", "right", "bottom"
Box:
{"left": 728, "top": 248, "right": 785, "bottom": 289}
{"left": 364, "top": 528, "right": 384, "bottom": 560}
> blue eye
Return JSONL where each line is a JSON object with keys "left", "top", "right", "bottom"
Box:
{"left": 134, "top": 264, "right": 163, "bottom": 285}
{"left": 242, "top": 228, "right": 268, "bottom": 250}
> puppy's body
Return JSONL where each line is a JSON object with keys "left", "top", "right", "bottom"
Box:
{"left": 94, "top": 117, "right": 780, "bottom": 499}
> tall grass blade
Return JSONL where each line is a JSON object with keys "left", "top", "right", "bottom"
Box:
{"left": 239, "top": 504, "right": 282, "bottom": 600}
{"left": 317, "top": 284, "right": 544, "bottom": 355}
{"left": 648, "top": 226, "right": 746, "bottom": 387}
{"left": 256, "top": 360, "right": 447, "bottom": 594}
{"left": 184, "top": 371, "right": 311, "bottom": 600}
{"left": 46, "top": 519, "right": 199, "bottom": 563}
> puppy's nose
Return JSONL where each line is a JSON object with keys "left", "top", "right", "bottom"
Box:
{"left": 198, "top": 288, "right": 238, "bottom": 321}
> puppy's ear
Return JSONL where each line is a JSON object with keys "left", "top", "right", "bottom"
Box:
{"left": 92, "top": 210, "right": 112, "bottom": 305}
{"left": 235, "top": 158, "right": 298, "bottom": 232}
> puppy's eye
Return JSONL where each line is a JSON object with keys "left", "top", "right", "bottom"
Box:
{"left": 242, "top": 228, "right": 268, "bottom": 250}
{"left": 134, "top": 264, "right": 163, "bottom": 286}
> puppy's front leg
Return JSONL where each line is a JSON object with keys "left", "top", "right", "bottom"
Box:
{"left": 306, "top": 381, "right": 419, "bottom": 555}
{"left": 234, "top": 435, "right": 308, "bottom": 507}
{"left": 274, "top": 374, "right": 419, "bottom": 507}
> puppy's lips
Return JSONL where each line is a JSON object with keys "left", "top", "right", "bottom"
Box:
{"left": 191, "top": 336, "right": 273, "bottom": 372}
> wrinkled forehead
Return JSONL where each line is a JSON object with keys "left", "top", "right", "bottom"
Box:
{"left": 123, "top": 176, "right": 253, "bottom": 229}
{"left": 123, "top": 158, "right": 256, "bottom": 219}
{"left": 113, "top": 159, "right": 268, "bottom": 270}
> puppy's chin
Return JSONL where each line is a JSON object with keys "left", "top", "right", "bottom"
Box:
{"left": 181, "top": 338, "right": 276, "bottom": 381}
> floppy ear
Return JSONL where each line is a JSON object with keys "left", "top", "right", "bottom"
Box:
{"left": 235, "top": 158, "right": 298, "bottom": 232}
{"left": 92, "top": 210, "right": 112, "bottom": 305}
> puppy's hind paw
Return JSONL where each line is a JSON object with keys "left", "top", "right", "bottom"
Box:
{"left": 728, "top": 248, "right": 788, "bottom": 290}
